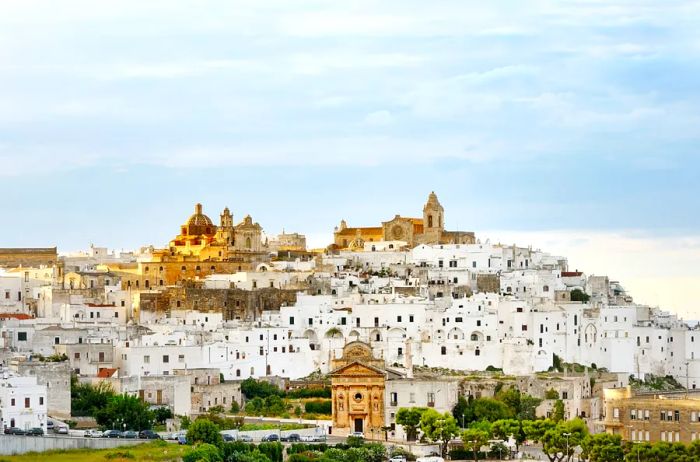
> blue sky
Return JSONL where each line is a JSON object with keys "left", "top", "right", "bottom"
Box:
{"left": 0, "top": 1, "right": 699, "bottom": 315}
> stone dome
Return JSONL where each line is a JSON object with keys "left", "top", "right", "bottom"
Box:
{"left": 187, "top": 203, "right": 213, "bottom": 227}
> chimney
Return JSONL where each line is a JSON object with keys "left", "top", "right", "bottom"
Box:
{"left": 405, "top": 338, "right": 413, "bottom": 379}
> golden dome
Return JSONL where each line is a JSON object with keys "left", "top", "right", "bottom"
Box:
{"left": 187, "top": 203, "right": 213, "bottom": 227}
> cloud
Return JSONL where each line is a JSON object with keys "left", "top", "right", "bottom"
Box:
{"left": 364, "top": 110, "right": 393, "bottom": 126}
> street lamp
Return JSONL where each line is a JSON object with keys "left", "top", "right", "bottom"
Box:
{"left": 563, "top": 432, "right": 571, "bottom": 462}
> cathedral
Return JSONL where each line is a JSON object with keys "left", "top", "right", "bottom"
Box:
{"left": 107, "top": 204, "right": 269, "bottom": 289}
{"left": 332, "top": 192, "right": 475, "bottom": 250}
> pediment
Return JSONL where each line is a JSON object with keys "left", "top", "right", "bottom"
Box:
{"left": 330, "top": 361, "right": 386, "bottom": 378}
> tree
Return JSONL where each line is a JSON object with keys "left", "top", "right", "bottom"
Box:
{"left": 552, "top": 400, "right": 565, "bottom": 422}
{"left": 420, "top": 409, "right": 460, "bottom": 458}
{"left": 545, "top": 388, "right": 560, "bottom": 400}
{"left": 570, "top": 289, "right": 590, "bottom": 302}
{"left": 452, "top": 395, "right": 471, "bottom": 426}
{"left": 240, "top": 378, "right": 283, "bottom": 399}
{"left": 471, "top": 398, "right": 513, "bottom": 422}
{"left": 541, "top": 419, "right": 587, "bottom": 462}
{"left": 396, "top": 407, "right": 426, "bottom": 441}
{"left": 183, "top": 443, "right": 224, "bottom": 462}
{"left": 462, "top": 428, "right": 490, "bottom": 462}
{"left": 153, "top": 406, "right": 173, "bottom": 424}
{"left": 491, "top": 419, "right": 525, "bottom": 451}
{"left": 581, "top": 433, "right": 624, "bottom": 462}
{"left": 94, "top": 393, "right": 153, "bottom": 431}
{"left": 71, "top": 376, "right": 115, "bottom": 417}
{"left": 522, "top": 419, "right": 556, "bottom": 443}
{"left": 518, "top": 394, "right": 542, "bottom": 420}
{"left": 187, "top": 418, "right": 223, "bottom": 446}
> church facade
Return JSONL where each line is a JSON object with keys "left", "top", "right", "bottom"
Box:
{"left": 332, "top": 192, "right": 475, "bottom": 250}
{"left": 106, "top": 204, "right": 269, "bottom": 289}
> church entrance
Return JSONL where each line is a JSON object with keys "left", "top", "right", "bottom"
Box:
{"left": 354, "top": 418, "right": 364, "bottom": 433}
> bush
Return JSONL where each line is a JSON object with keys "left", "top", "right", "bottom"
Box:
{"left": 258, "top": 442, "right": 283, "bottom": 462}
{"left": 187, "top": 419, "right": 223, "bottom": 446}
{"left": 288, "top": 453, "right": 318, "bottom": 462}
{"left": 183, "top": 443, "right": 223, "bottom": 462}
{"left": 287, "top": 444, "right": 329, "bottom": 455}
{"left": 105, "top": 451, "right": 135, "bottom": 459}
{"left": 286, "top": 387, "right": 331, "bottom": 399}
{"left": 303, "top": 400, "right": 331, "bottom": 415}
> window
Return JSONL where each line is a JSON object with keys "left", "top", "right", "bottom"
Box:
{"left": 25, "top": 397, "right": 30, "bottom": 408}
{"left": 162, "top": 355, "right": 169, "bottom": 363}
{"left": 17, "top": 332, "right": 27, "bottom": 341}
{"left": 441, "top": 346, "right": 447, "bottom": 355}
{"left": 54, "top": 337, "right": 60, "bottom": 345}
{"left": 398, "top": 347, "right": 403, "bottom": 356}
{"left": 476, "top": 320, "right": 481, "bottom": 327}
{"left": 522, "top": 324, "right": 528, "bottom": 331}
{"left": 475, "top": 348, "right": 480, "bottom": 356}
{"left": 74, "top": 352, "right": 81, "bottom": 360}
{"left": 397, "top": 316, "right": 402, "bottom": 322}
{"left": 39, "top": 397, "right": 44, "bottom": 405}
{"left": 144, "top": 355, "right": 150, "bottom": 364}
{"left": 289, "top": 316, "right": 295, "bottom": 325}
{"left": 630, "top": 409, "right": 637, "bottom": 420}
{"left": 11, "top": 398, "right": 15, "bottom": 406}
{"left": 179, "top": 354, "right": 185, "bottom": 363}
{"left": 613, "top": 408, "right": 619, "bottom": 419}
{"left": 409, "top": 315, "right": 414, "bottom": 322}
{"left": 427, "top": 392, "right": 435, "bottom": 405}
{"left": 409, "top": 392, "right": 415, "bottom": 403}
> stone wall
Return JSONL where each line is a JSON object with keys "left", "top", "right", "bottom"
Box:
{"left": 476, "top": 274, "right": 500, "bottom": 293}
{"left": 0, "top": 434, "right": 145, "bottom": 455}
{"left": 12, "top": 360, "right": 72, "bottom": 419}
{"left": 0, "top": 248, "right": 58, "bottom": 268}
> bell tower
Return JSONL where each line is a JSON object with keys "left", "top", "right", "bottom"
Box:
{"left": 422, "top": 191, "right": 444, "bottom": 243}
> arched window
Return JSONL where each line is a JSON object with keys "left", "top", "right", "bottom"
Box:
{"left": 428, "top": 215, "right": 433, "bottom": 227}
{"left": 543, "top": 285, "right": 550, "bottom": 292}
{"left": 144, "top": 280, "right": 149, "bottom": 288}
{"left": 475, "top": 348, "right": 480, "bottom": 356}
{"left": 245, "top": 237, "right": 252, "bottom": 249}
{"left": 471, "top": 334, "right": 478, "bottom": 341}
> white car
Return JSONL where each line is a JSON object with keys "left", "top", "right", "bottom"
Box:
{"left": 389, "top": 457, "right": 407, "bottom": 462}
{"left": 349, "top": 431, "right": 364, "bottom": 439}
{"left": 84, "top": 429, "right": 101, "bottom": 438}
{"left": 416, "top": 457, "right": 444, "bottom": 462}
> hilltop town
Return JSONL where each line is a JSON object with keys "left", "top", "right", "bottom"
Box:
{"left": 1, "top": 193, "right": 698, "bottom": 456}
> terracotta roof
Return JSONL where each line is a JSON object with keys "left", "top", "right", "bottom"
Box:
{"left": 97, "top": 368, "right": 118, "bottom": 378}
{"left": 562, "top": 271, "right": 583, "bottom": 277}
{"left": 0, "top": 313, "right": 33, "bottom": 320}
{"left": 335, "top": 227, "right": 383, "bottom": 237}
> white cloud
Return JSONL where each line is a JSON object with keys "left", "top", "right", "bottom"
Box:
{"left": 364, "top": 110, "right": 393, "bottom": 126}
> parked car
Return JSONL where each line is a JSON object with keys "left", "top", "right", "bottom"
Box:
{"left": 26, "top": 427, "right": 44, "bottom": 436}
{"left": 122, "top": 430, "right": 138, "bottom": 439}
{"left": 311, "top": 435, "right": 327, "bottom": 442}
{"left": 349, "top": 431, "right": 364, "bottom": 439}
{"left": 177, "top": 434, "right": 189, "bottom": 445}
{"left": 46, "top": 420, "right": 55, "bottom": 430}
{"left": 138, "top": 429, "right": 161, "bottom": 439}
{"left": 282, "top": 433, "right": 301, "bottom": 442}
{"left": 221, "top": 433, "right": 235, "bottom": 442}
{"left": 84, "top": 429, "right": 101, "bottom": 438}
{"left": 103, "top": 429, "right": 123, "bottom": 438}
{"left": 389, "top": 456, "right": 407, "bottom": 462}
{"left": 238, "top": 434, "right": 253, "bottom": 443}
{"left": 5, "top": 427, "right": 26, "bottom": 435}
{"left": 54, "top": 426, "right": 69, "bottom": 435}
{"left": 261, "top": 434, "right": 279, "bottom": 442}
{"left": 166, "top": 432, "right": 180, "bottom": 440}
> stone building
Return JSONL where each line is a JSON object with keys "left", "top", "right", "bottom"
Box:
{"left": 136, "top": 284, "right": 298, "bottom": 322}
{"left": 105, "top": 204, "right": 270, "bottom": 288}
{"left": 602, "top": 387, "right": 700, "bottom": 443}
{"left": 330, "top": 341, "right": 400, "bottom": 436}
{"left": 332, "top": 192, "right": 475, "bottom": 250}
{"left": 173, "top": 368, "right": 242, "bottom": 415}
{"left": 9, "top": 358, "right": 71, "bottom": 419}
{"left": 0, "top": 248, "right": 58, "bottom": 268}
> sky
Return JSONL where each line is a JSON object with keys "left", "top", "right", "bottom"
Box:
{"left": 0, "top": 1, "right": 698, "bottom": 317}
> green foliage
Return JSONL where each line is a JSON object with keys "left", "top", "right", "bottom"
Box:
{"left": 180, "top": 415, "right": 192, "bottom": 430}
{"left": 581, "top": 433, "right": 624, "bottom": 462}
{"left": 396, "top": 407, "right": 426, "bottom": 441}
{"left": 462, "top": 428, "right": 490, "bottom": 462}
{"left": 452, "top": 396, "right": 471, "bottom": 426}
{"left": 153, "top": 406, "right": 173, "bottom": 424}
{"left": 304, "top": 400, "right": 331, "bottom": 415}
{"left": 491, "top": 419, "right": 526, "bottom": 450}
{"left": 287, "top": 387, "right": 332, "bottom": 399}
{"left": 420, "top": 409, "right": 460, "bottom": 458}
{"left": 196, "top": 412, "right": 244, "bottom": 431}
{"left": 540, "top": 418, "right": 587, "bottom": 462}
{"left": 241, "top": 378, "right": 284, "bottom": 400}
{"left": 470, "top": 398, "right": 513, "bottom": 422}
{"left": 545, "top": 388, "right": 560, "bottom": 400}
{"left": 230, "top": 400, "right": 241, "bottom": 414}
{"left": 257, "top": 442, "right": 283, "bottom": 462}
{"left": 94, "top": 393, "right": 153, "bottom": 431}
{"left": 183, "top": 443, "right": 223, "bottom": 462}
{"left": 244, "top": 395, "right": 290, "bottom": 417}
{"left": 552, "top": 354, "right": 563, "bottom": 372}
{"left": 187, "top": 419, "right": 223, "bottom": 447}
{"left": 570, "top": 289, "right": 590, "bottom": 302}
{"left": 287, "top": 444, "right": 329, "bottom": 455}
{"left": 70, "top": 375, "right": 115, "bottom": 417}
{"left": 105, "top": 451, "right": 135, "bottom": 459}
{"left": 552, "top": 400, "right": 565, "bottom": 422}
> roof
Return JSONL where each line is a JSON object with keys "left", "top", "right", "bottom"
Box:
{"left": 97, "top": 368, "right": 118, "bottom": 378}
{"left": 0, "top": 313, "right": 33, "bottom": 320}
{"left": 335, "top": 226, "right": 383, "bottom": 237}
{"left": 562, "top": 271, "right": 584, "bottom": 277}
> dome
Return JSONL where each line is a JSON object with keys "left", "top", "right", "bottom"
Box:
{"left": 187, "top": 203, "right": 213, "bottom": 227}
